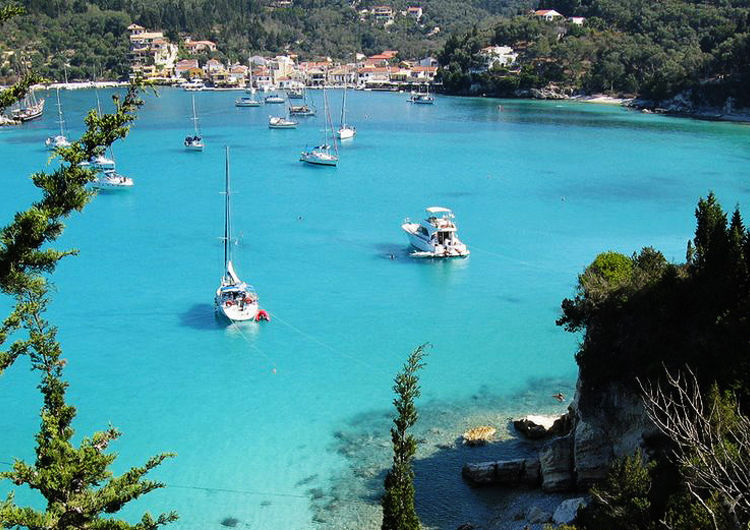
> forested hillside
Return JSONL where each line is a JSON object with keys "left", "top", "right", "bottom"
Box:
{"left": 0, "top": 0, "right": 534, "bottom": 82}
{"left": 439, "top": 0, "right": 750, "bottom": 107}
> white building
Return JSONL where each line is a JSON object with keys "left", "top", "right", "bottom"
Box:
{"left": 480, "top": 45, "right": 518, "bottom": 68}
{"left": 534, "top": 9, "right": 564, "bottom": 21}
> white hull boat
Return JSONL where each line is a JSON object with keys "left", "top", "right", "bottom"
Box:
{"left": 45, "top": 134, "right": 71, "bottom": 149}
{"left": 91, "top": 170, "right": 134, "bottom": 190}
{"left": 301, "top": 88, "right": 338, "bottom": 167}
{"left": 265, "top": 95, "right": 285, "bottom": 104}
{"left": 336, "top": 85, "right": 356, "bottom": 140}
{"left": 214, "top": 147, "right": 266, "bottom": 323}
{"left": 269, "top": 116, "right": 298, "bottom": 129}
{"left": 185, "top": 95, "right": 204, "bottom": 151}
{"left": 236, "top": 96, "right": 261, "bottom": 107}
{"left": 336, "top": 126, "right": 355, "bottom": 140}
{"left": 402, "top": 206, "right": 469, "bottom": 258}
{"left": 45, "top": 89, "right": 69, "bottom": 149}
{"left": 300, "top": 147, "right": 338, "bottom": 166}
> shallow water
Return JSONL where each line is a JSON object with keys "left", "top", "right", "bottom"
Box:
{"left": 1, "top": 89, "right": 749, "bottom": 528}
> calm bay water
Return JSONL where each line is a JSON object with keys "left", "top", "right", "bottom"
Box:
{"left": 1, "top": 89, "right": 749, "bottom": 528}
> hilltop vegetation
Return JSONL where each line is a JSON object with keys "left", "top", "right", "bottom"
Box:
{"left": 439, "top": 0, "right": 750, "bottom": 107}
{"left": 0, "top": 0, "right": 533, "bottom": 82}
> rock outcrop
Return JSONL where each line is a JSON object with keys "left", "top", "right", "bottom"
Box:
{"left": 553, "top": 497, "right": 587, "bottom": 525}
{"left": 462, "top": 457, "right": 541, "bottom": 487}
{"left": 464, "top": 379, "right": 658, "bottom": 495}
{"left": 539, "top": 435, "right": 574, "bottom": 492}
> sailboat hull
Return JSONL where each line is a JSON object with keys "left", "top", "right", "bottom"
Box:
{"left": 300, "top": 151, "right": 338, "bottom": 166}
{"left": 337, "top": 127, "right": 355, "bottom": 140}
{"left": 214, "top": 295, "right": 259, "bottom": 322}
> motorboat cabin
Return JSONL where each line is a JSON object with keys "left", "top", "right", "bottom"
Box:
{"left": 402, "top": 206, "right": 469, "bottom": 258}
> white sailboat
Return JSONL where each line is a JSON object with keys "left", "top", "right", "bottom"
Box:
{"left": 214, "top": 147, "right": 265, "bottom": 322}
{"left": 408, "top": 84, "right": 435, "bottom": 104}
{"left": 336, "top": 85, "right": 356, "bottom": 140}
{"left": 300, "top": 88, "right": 338, "bottom": 167}
{"left": 45, "top": 88, "right": 71, "bottom": 149}
{"left": 89, "top": 89, "right": 133, "bottom": 190}
{"left": 184, "top": 95, "right": 204, "bottom": 151}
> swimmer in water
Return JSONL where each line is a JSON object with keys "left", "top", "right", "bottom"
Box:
{"left": 553, "top": 392, "right": 565, "bottom": 402}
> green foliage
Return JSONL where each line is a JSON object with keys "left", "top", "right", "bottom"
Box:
{"left": 0, "top": 81, "right": 177, "bottom": 529}
{"left": 583, "top": 451, "right": 657, "bottom": 530}
{"left": 439, "top": 0, "right": 750, "bottom": 105}
{"left": 0, "top": 0, "right": 534, "bottom": 83}
{"left": 381, "top": 344, "right": 428, "bottom": 530}
{"left": 557, "top": 193, "right": 750, "bottom": 402}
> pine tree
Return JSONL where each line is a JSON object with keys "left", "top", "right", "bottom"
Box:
{"left": 693, "top": 191, "right": 729, "bottom": 274}
{"left": 0, "top": 77, "right": 177, "bottom": 528}
{"left": 381, "top": 344, "right": 428, "bottom": 530}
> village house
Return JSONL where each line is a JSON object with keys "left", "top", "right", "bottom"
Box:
{"left": 409, "top": 65, "right": 437, "bottom": 82}
{"left": 417, "top": 56, "right": 438, "bottom": 67}
{"left": 534, "top": 9, "right": 564, "bottom": 21}
{"left": 252, "top": 67, "right": 274, "bottom": 90}
{"left": 406, "top": 6, "right": 423, "bottom": 19}
{"left": 128, "top": 25, "right": 178, "bottom": 79}
{"left": 184, "top": 37, "right": 217, "bottom": 53}
{"left": 175, "top": 59, "right": 200, "bottom": 78}
{"left": 480, "top": 45, "right": 518, "bottom": 69}
{"left": 568, "top": 16, "right": 586, "bottom": 25}
{"left": 328, "top": 65, "right": 357, "bottom": 86}
{"left": 372, "top": 5, "right": 394, "bottom": 22}
{"left": 204, "top": 59, "right": 224, "bottom": 75}
{"left": 358, "top": 66, "right": 391, "bottom": 87}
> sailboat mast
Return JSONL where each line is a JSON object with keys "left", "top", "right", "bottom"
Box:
{"left": 192, "top": 95, "right": 200, "bottom": 136}
{"left": 224, "top": 146, "right": 231, "bottom": 268}
{"left": 340, "top": 85, "right": 346, "bottom": 127}
{"left": 56, "top": 88, "right": 64, "bottom": 136}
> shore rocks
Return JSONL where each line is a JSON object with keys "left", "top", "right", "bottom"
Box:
{"left": 526, "top": 505, "right": 552, "bottom": 524}
{"left": 553, "top": 497, "right": 587, "bottom": 525}
{"left": 539, "top": 436, "right": 574, "bottom": 492}
{"left": 462, "top": 457, "right": 541, "bottom": 487}
{"left": 514, "top": 413, "right": 574, "bottom": 440}
{"left": 574, "top": 420, "right": 613, "bottom": 487}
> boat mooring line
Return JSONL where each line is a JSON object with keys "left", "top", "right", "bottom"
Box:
{"left": 168, "top": 483, "right": 308, "bottom": 499}
{"left": 267, "top": 311, "right": 386, "bottom": 374}
{"left": 229, "top": 321, "right": 277, "bottom": 373}
{"left": 467, "top": 244, "right": 557, "bottom": 273}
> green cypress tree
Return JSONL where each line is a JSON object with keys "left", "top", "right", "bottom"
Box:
{"left": 381, "top": 344, "right": 428, "bottom": 530}
{"left": 0, "top": 81, "right": 177, "bottom": 528}
{"left": 693, "top": 192, "right": 729, "bottom": 274}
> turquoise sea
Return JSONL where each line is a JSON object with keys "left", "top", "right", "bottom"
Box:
{"left": 1, "top": 89, "right": 749, "bottom": 529}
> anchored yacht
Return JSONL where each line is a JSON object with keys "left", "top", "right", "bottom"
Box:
{"left": 402, "top": 207, "right": 470, "bottom": 258}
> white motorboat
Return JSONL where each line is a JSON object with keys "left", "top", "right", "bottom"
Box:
{"left": 185, "top": 95, "right": 204, "bottom": 151}
{"left": 183, "top": 79, "right": 205, "bottom": 92}
{"left": 45, "top": 88, "right": 70, "bottom": 149}
{"left": 214, "top": 147, "right": 264, "bottom": 323}
{"left": 235, "top": 96, "right": 260, "bottom": 107}
{"left": 300, "top": 88, "right": 338, "bottom": 167}
{"left": 268, "top": 115, "right": 298, "bottom": 129}
{"left": 402, "top": 207, "right": 470, "bottom": 258}
{"left": 336, "top": 85, "right": 356, "bottom": 140}
{"left": 91, "top": 170, "right": 134, "bottom": 190}
{"left": 265, "top": 94, "right": 285, "bottom": 104}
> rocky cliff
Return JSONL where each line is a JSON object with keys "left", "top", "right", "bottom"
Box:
{"left": 463, "top": 377, "right": 659, "bottom": 493}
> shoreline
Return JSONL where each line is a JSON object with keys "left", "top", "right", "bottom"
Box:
{"left": 6, "top": 81, "right": 749, "bottom": 125}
